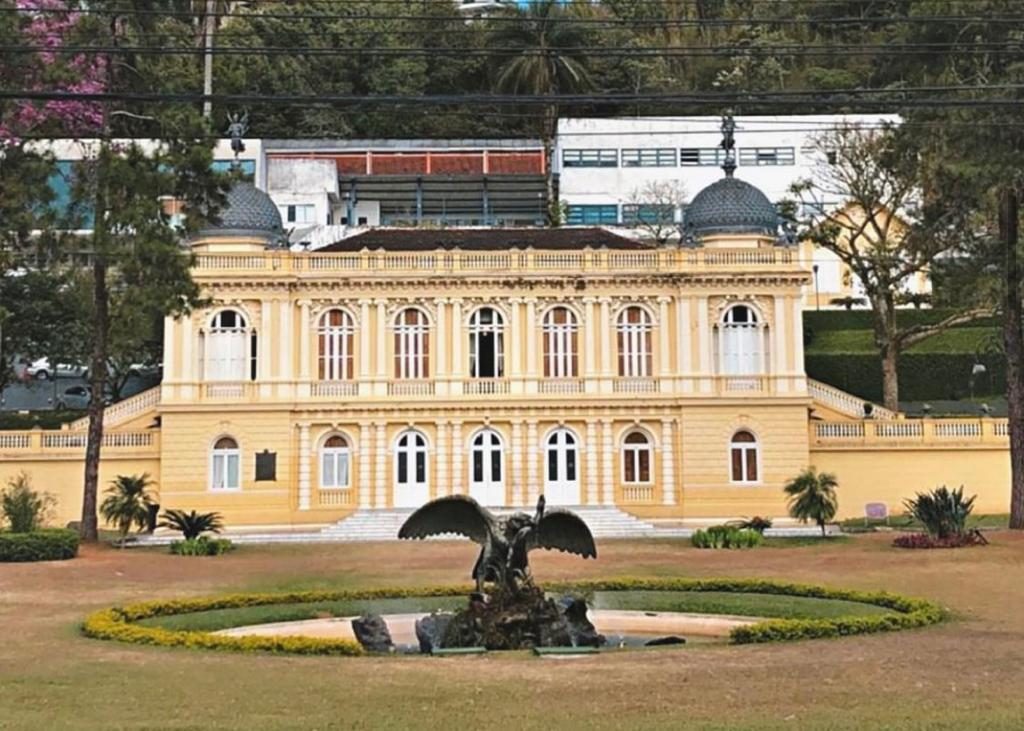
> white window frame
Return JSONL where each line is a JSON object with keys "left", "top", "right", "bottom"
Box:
{"left": 542, "top": 306, "right": 579, "bottom": 379}
{"left": 206, "top": 309, "right": 249, "bottom": 382}
{"left": 470, "top": 429, "right": 504, "bottom": 489}
{"left": 320, "top": 434, "right": 351, "bottom": 489}
{"left": 616, "top": 306, "right": 653, "bottom": 378}
{"left": 621, "top": 431, "right": 653, "bottom": 485}
{"left": 318, "top": 309, "right": 355, "bottom": 381}
{"left": 468, "top": 307, "right": 505, "bottom": 378}
{"left": 718, "top": 304, "right": 768, "bottom": 376}
{"left": 286, "top": 203, "right": 317, "bottom": 224}
{"left": 394, "top": 430, "right": 429, "bottom": 488}
{"left": 394, "top": 309, "right": 430, "bottom": 379}
{"left": 210, "top": 436, "right": 241, "bottom": 491}
{"left": 729, "top": 431, "right": 761, "bottom": 485}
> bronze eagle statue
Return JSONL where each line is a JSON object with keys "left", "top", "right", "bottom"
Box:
{"left": 398, "top": 495, "right": 596, "bottom": 594}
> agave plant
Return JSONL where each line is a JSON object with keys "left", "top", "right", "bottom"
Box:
{"left": 159, "top": 509, "right": 224, "bottom": 541}
{"left": 904, "top": 485, "right": 976, "bottom": 539}
{"left": 100, "top": 474, "right": 156, "bottom": 547}
{"left": 784, "top": 468, "right": 839, "bottom": 536}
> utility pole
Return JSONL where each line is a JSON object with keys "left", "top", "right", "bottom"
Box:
{"left": 202, "top": 0, "right": 216, "bottom": 119}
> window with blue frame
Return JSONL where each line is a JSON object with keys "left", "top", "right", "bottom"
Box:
{"left": 566, "top": 204, "right": 619, "bottom": 225}
{"left": 622, "top": 204, "right": 676, "bottom": 225}
{"left": 561, "top": 149, "right": 617, "bottom": 168}
{"left": 621, "top": 148, "right": 676, "bottom": 167}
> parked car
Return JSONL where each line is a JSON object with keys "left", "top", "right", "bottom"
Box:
{"left": 127, "top": 361, "right": 163, "bottom": 378}
{"left": 27, "top": 358, "right": 88, "bottom": 380}
{"left": 55, "top": 385, "right": 91, "bottom": 410}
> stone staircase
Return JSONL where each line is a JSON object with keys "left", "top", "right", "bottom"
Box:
{"left": 320, "top": 506, "right": 687, "bottom": 541}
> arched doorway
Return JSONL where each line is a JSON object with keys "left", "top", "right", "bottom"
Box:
{"left": 469, "top": 429, "right": 504, "bottom": 506}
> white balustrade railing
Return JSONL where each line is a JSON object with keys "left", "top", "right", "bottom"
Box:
{"left": 388, "top": 381, "right": 435, "bottom": 397}
{"left": 721, "top": 376, "right": 766, "bottom": 393}
{"left": 311, "top": 381, "right": 359, "bottom": 398}
{"left": 70, "top": 387, "right": 161, "bottom": 431}
{"left": 203, "top": 382, "right": 250, "bottom": 399}
{"left": 318, "top": 488, "right": 353, "bottom": 507}
{"left": 813, "top": 419, "right": 1009, "bottom": 446}
{"left": 934, "top": 421, "right": 982, "bottom": 439}
{"left": 463, "top": 379, "right": 510, "bottom": 396}
{"left": 807, "top": 379, "right": 897, "bottom": 420}
{"left": 621, "top": 484, "right": 656, "bottom": 503}
{"left": 612, "top": 377, "right": 659, "bottom": 394}
{"left": 41, "top": 431, "right": 155, "bottom": 449}
{"left": 875, "top": 421, "right": 923, "bottom": 439}
{"left": 815, "top": 422, "right": 866, "bottom": 440}
{"left": 0, "top": 433, "right": 31, "bottom": 449}
{"left": 539, "top": 379, "right": 584, "bottom": 394}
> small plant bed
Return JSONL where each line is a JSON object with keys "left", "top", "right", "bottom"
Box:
{"left": 893, "top": 531, "right": 989, "bottom": 549}
{"left": 82, "top": 578, "right": 945, "bottom": 656}
{"left": 0, "top": 528, "right": 79, "bottom": 562}
{"left": 894, "top": 486, "right": 987, "bottom": 550}
{"left": 170, "top": 537, "right": 234, "bottom": 556}
{"left": 692, "top": 526, "right": 763, "bottom": 549}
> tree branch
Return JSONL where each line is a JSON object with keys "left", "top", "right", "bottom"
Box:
{"left": 896, "top": 307, "right": 995, "bottom": 349}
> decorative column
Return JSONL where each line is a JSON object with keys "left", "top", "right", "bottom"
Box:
{"left": 162, "top": 317, "right": 177, "bottom": 402}
{"left": 524, "top": 298, "right": 538, "bottom": 393}
{"left": 450, "top": 299, "right": 464, "bottom": 395}
{"left": 450, "top": 420, "right": 464, "bottom": 495}
{"left": 677, "top": 297, "right": 692, "bottom": 393}
{"left": 278, "top": 299, "right": 292, "bottom": 385}
{"left": 585, "top": 420, "right": 599, "bottom": 505}
{"left": 657, "top": 296, "right": 672, "bottom": 391}
{"left": 526, "top": 420, "right": 539, "bottom": 504}
{"left": 374, "top": 299, "right": 388, "bottom": 396}
{"left": 297, "top": 299, "right": 311, "bottom": 398}
{"left": 358, "top": 299, "right": 371, "bottom": 393}
{"left": 180, "top": 314, "right": 194, "bottom": 400}
{"left": 599, "top": 297, "right": 613, "bottom": 388}
{"left": 773, "top": 295, "right": 788, "bottom": 393}
{"left": 435, "top": 420, "right": 449, "bottom": 497}
{"left": 697, "top": 296, "right": 712, "bottom": 394}
{"left": 434, "top": 298, "right": 448, "bottom": 396}
{"left": 791, "top": 296, "right": 807, "bottom": 393}
{"left": 661, "top": 418, "right": 677, "bottom": 506}
{"left": 259, "top": 301, "right": 273, "bottom": 398}
{"left": 297, "top": 422, "right": 311, "bottom": 510}
{"left": 374, "top": 422, "right": 388, "bottom": 508}
{"left": 600, "top": 418, "right": 615, "bottom": 506}
{"left": 511, "top": 420, "right": 525, "bottom": 505}
{"left": 509, "top": 298, "right": 522, "bottom": 392}
{"left": 358, "top": 423, "right": 371, "bottom": 509}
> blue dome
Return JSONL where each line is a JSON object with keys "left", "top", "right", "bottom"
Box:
{"left": 197, "top": 181, "right": 286, "bottom": 247}
{"left": 684, "top": 176, "right": 779, "bottom": 239}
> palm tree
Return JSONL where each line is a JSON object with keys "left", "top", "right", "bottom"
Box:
{"left": 784, "top": 468, "right": 839, "bottom": 536}
{"left": 488, "top": 1, "right": 592, "bottom": 225}
{"left": 159, "top": 509, "right": 224, "bottom": 540}
{"left": 99, "top": 474, "right": 156, "bottom": 547}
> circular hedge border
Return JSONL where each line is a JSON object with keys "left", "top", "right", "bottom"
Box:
{"left": 0, "top": 528, "right": 79, "bottom": 562}
{"left": 81, "top": 577, "right": 946, "bottom": 657}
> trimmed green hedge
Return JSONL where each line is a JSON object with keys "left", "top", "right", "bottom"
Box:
{"left": 0, "top": 528, "right": 79, "bottom": 562}
{"left": 806, "top": 352, "right": 1006, "bottom": 402}
{"left": 81, "top": 578, "right": 945, "bottom": 655}
{"left": 804, "top": 309, "right": 1000, "bottom": 334}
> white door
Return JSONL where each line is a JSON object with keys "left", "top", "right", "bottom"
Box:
{"left": 544, "top": 428, "right": 580, "bottom": 505}
{"left": 394, "top": 431, "right": 429, "bottom": 508}
{"left": 470, "top": 430, "right": 505, "bottom": 506}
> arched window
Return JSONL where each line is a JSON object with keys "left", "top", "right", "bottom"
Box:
{"left": 719, "top": 305, "right": 768, "bottom": 375}
{"left": 622, "top": 431, "right": 652, "bottom": 484}
{"left": 394, "top": 309, "right": 430, "bottom": 379}
{"left": 469, "top": 307, "right": 504, "bottom": 378}
{"left": 318, "top": 309, "right": 354, "bottom": 380}
{"left": 730, "top": 430, "right": 759, "bottom": 484}
{"left": 544, "top": 428, "right": 579, "bottom": 504}
{"left": 320, "top": 434, "right": 351, "bottom": 489}
{"left": 617, "top": 306, "right": 653, "bottom": 377}
{"left": 206, "top": 309, "right": 254, "bottom": 381}
{"left": 470, "top": 429, "right": 504, "bottom": 506}
{"left": 542, "top": 306, "right": 578, "bottom": 378}
{"left": 210, "top": 436, "right": 240, "bottom": 490}
{"left": 394, "top": 429, "right": 429, "bottom": 507}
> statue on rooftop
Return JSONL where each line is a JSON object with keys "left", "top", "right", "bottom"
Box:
{"left": 398, "top": 495, "right": 596, "bottom": 595}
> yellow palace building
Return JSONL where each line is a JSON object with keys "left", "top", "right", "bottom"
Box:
{"left": 0, "top": 168, "right": 1012, "bottom": 533}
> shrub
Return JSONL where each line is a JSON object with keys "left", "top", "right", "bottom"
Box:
{"left": 893, "top": 531, "right": 988, "bottom": 549}
{"left": 100, "top": 474, "right": 157, "bottom": 547}
{"left": 80, "top": 578, "right": 945, "bottom": 656}
{"left": 0, "top": 528, "right": 79, "bottom": 562}
{"left": 159, "top": 509, "right": 224, "bottom": 540}
{"left": 692, "top": 525, "right": 763, "bottom": 549}
{"left": 784, "top": 468, "right": 839, "bottom": 536}
{"left": 903, "top": 485, "right": 975, "bottom": 540}
{"left": 1, "top": 472, "right": 55, "bottom": 533}
{"left": 170, "top": 536, "right": 233, "bottom": 556}
{"left": 728, "top": 516, "right": 773, "bottom": 534}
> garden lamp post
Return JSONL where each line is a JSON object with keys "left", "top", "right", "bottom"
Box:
{"left": 812, "top": 264, "right": 820, "bottom": 311}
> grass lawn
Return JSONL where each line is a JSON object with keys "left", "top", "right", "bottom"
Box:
{"left": 806, "top": 326, "right": 997, "bottom": 354}
{"left": 3, "top": 534, "right": 1024, "bottom": 730}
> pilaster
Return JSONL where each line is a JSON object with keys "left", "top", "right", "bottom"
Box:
{"left": 450, "top": 420, "right": 464, "bottom": 495}
{"left": 435, "top": 420, "right": 449, "bottom": 498}
{"left": 511, "top": 420, "right": 525, "bottom": 506}
{"left": 297, "top": 422, "right": 311, "bottom": 510}
{"left": 661, "top": 418, "right": 677, "bottom": 505}
{"left": 374, "top": 422, "right": 387, "bottom": 507}
{"left": 358, "top": 422, "right": 371, "bottom": 508}
{"left": 601, "top": 418, "right": 615, "bottom": 506}
{"left": 585, "top": 420, "right": 599, "bottom": 505}
{"left": 526, "top": 420, "right": 539, "bottom": 504}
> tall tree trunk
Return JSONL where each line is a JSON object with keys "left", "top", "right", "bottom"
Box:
{"left": 873, "top": 295, "right": 900, "bottom": 411}
{"left": 542, "top": 104, "right": 557, "bottom": 227}
{"left": 80, "top": 257, "right": 109, "bottom": 542}
{"left": 880, "top": 344, "right": 899, "bottom": 412}
{"left": 1001, "top": 186, "right": 1024, "bottom": 530}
